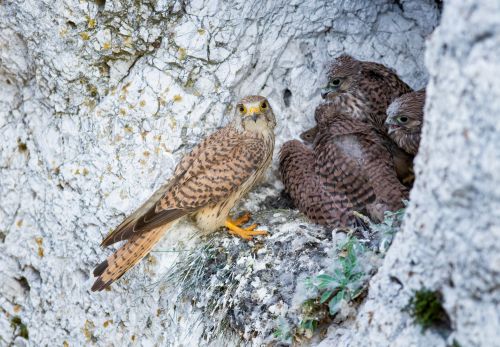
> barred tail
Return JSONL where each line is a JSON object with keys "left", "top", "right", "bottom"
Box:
{"left": 91, "top": 223, "right": 172, "bottom": 291}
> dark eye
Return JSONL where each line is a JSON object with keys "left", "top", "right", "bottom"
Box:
{"left": 331, "top": 79, "right": 341, "bottom": 86}
{"left": 239, "top": 105, "right": 246, "bottom": 113}
{"left": 397, "top": 116, "right": 408, "bottom": 123}
{"left": 261, "top": 101, "right": 267, "bottom": 109}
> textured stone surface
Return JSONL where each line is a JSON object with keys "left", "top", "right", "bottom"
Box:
{"left": 322, "top": 1, "right": 500, "bottom": 347}
{"left": 0, "top": 0, "right": 439, "bottom": 345}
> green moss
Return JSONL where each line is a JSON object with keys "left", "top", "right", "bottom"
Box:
{"left": 408, "top": 289, "right": 450, "bottom": 331}
{"left": 10, "top": 316, "right": 29, "bottom": 340}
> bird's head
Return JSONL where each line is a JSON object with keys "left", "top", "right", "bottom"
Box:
{"left": 321, "top": 54, "right": 362, "bottom": 99}
{"left": 234, "top": 95, "right": 276, "bottom": 132}
{"left": 300, "top": 126, "right": 318, "bottom": 144}
{"left": 385, "top": 90, "right": 426, "bottom": 135}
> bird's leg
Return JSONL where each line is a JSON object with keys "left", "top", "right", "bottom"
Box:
{"left": 225, "top": 214, "right": 268, "bottom": 240}
{"left": 231, "top": 212, "right": 251, "bottom": 226}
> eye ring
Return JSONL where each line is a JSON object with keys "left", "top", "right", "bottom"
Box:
{"left": 331, "top": 78, "right": 341, "bottom": 86}
{"left": 260, "top": 101, "right": 268, "bottom": 110}
{"left": 238, "top": 105, "right": 246, "bottom": 114}
{"left": 397, "top": 116, "right": 408, "bottom": 123}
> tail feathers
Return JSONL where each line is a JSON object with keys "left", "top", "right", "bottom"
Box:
{"left": 91, "top": 223, "right": 171, "bottom": 292}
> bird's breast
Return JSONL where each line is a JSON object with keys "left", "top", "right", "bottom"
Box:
{"left": 193, "top": 133, "right": 274, "bottom": 233}
{"left": 193, "top": 170, "right": 263, "bottom": 233}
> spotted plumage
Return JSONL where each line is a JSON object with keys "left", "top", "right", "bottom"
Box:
{"left": 280, "top": 103, "right": 408, "bottom": 228}
{"left": 302, "top": 54, "right": 415, "bottom": 184}
{"left": 385, "top": 89, "right": 426, "bottom": 155}
{"left": 92, "top": 95, "right": 276, "bottom": 291}
{"left": 321, "top": 54, "right": 413, "bottom": 129}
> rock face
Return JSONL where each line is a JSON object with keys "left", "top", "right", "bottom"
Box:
{"left": 1, "top": 0, "right": 474, "bottom": 346}
{"left": 320, "top": 2, "right": 500, "bottom": 347}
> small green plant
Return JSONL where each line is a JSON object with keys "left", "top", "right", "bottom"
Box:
{"left": 304, "top": 237, "right": 365, "bottom": 322}
{"left": 408, "top": 289, "right": 450, "bottom": 331}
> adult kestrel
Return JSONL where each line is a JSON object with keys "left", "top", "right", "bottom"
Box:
{"left": 280, "top": 103, "right": 408, "bottom": 228}
{"left": 385, "top": 89, "right": 426, "bottom": 155}
{"left": 92, "top": 95, "right": 276, "bottom": 291}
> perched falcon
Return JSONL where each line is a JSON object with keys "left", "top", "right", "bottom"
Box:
{"left": 280, "top": 102, "right": 408, "bottom": 228}
{"left": 385, "top": 89, "right": 426, "bottom": 155}
{"left": 92, "top": 95, "right": 276, "bottom": 291}
{"left": 302, "top": 54, "right": 415, "bottom": 183}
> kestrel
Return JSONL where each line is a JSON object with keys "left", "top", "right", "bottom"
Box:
{"left": 92, "top": 95, "right": 276, "bottom": 291}
{"left": 321, "top": 54, "right": 413, "bottom": 129}
{"left": 302, "top": 54, "right": 415, "bottom": 183}
{"left": 385, "top": 89, "right": 426, "bottom": 155}
{"left": 280, "top": 102, "right": 408, "bottom": 228}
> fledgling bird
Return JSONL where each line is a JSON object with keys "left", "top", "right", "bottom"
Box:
{"left": 385, "top": 89, "right": 426, "bottom": 155}
{"left": 321, "top": 54, "right": 413, "bottom": 129}
{"left": 280, "top": 102, "right": 408, "bottom": 228}
{"left": 92, "top": 95, "right": 276, "bottom": 291}
{"left": 302, "top": 54, "right": 415, "bottom": 183}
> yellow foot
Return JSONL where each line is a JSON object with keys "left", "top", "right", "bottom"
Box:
{"left": 232, "top": 212, "right": 251, "bottom": 226}
{"left": 225, "top": 215, "right": 268, "bottom": 240}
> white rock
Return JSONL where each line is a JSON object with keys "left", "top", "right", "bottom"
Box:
{"left": 0, "top": 0, "right": 444, "bottom": 345}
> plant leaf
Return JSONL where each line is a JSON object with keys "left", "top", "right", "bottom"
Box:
{"left": 320, "top": 289, "right": 334, "bottom": 304}
{"left": 317, "top": 274, "right": 335, "bottom": 290}
{"left": 316, "top": 274, "right": 334, "bottom": 282}
{"left": 329, "top": 289, "right": 345, "bottom": 315}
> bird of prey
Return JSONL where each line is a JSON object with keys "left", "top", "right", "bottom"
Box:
{"left": 92, "top": 95, "right": 276, "bottom": 291}
{"left": 320, "top": 54, "right": 413, "bottom": 129}
{"left": 280, "top": 102, "right": 408, "bottom": 228}
{"left": 385, "top": 89, "right": 426, "bottom": 155}
{"left": 302, "top": 54, "right": 415, "bottom": 183}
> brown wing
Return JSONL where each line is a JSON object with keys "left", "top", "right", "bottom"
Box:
{"left": 324, "top": 115, "right": 408, "bottom": 221}
{"left": 101, "top": 127, "right": 265, "bottom": 246}
{"left": 279, "top": 140, "right": 372, "bottom": 228}
{"left": 92, "top": 127, "right": 269, "bottom": 291}
{"left": 314, "top": 130, "right": 376, "bottom": 219}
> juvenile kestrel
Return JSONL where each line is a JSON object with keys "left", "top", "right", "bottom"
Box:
{"left": 280, "top": 103, "right": 408, "bottom": 227}
{"left": 321, "top": 54, "right": 413, "bottom": 129}
{"left": 92, "top": 95, "right": 276, "bottom": 291}
{"left": 302, "top": 55, "right": 415, "bottom": 183}
{"left": 385, "top": 89, "right": 426, "bottom": 155}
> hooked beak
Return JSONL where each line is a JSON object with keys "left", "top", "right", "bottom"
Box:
{"left": 321, "top": 87, "right": 338, "bottom": 99}
{"left": 247, "top": 106, "right": 261, "bottom": 122}
{"left": 385, "top": 119, "right": 399, "bottom": 134}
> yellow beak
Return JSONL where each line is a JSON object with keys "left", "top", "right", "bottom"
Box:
{"left": 247, "top": 106, "right": 260, "bottom": 115}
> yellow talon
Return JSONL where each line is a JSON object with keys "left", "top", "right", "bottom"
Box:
{"left": 246, "top": 224, "right": 258, "bottom": 231}
{"left": 232, "top": 212, "right": 251, "bottom": 226}
{"left": 225, "top": 216, "right": 268, "bottom": 240}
